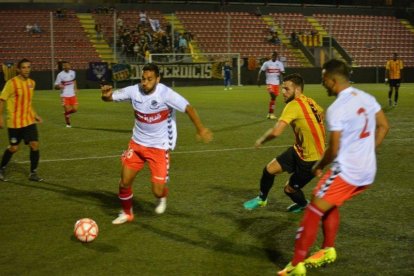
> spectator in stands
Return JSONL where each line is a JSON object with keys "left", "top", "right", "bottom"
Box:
{"left": 95, "top": 23, "right": 103, "bottom": 40}
{"left": 385, "top": 52, "right": 403, "bottom": 107}
{"left": 32, "top": 24, "right": 42, "bottom": 34}
{"left": 25, "top": 24, "right": 33, "bottom": 33}
{"left": 139, "top": 10, "right": 147, "bottom": 27}
{"left": 178, "top": 34, "right": 188, "bottom": 53}
{"left": 268, "top": 32, "right": 280, "bottom": 45}
{"left": 117, "top": 16, "right": 124, "bottom": 31}
{"left": 55, "top": 8, "right": 65, "bottom": 19}
{"left": 290, "top": 30, "right": 299, "bottom": 47}
{"left": 254, "top": 6, "right": 262, "bottom": 17}
{"left": 26, "top": 24, "right": 41, "bottom": 35}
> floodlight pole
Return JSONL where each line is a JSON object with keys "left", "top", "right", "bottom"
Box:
{"left": 50, "top": 12, "right": 55, "bottom": 89}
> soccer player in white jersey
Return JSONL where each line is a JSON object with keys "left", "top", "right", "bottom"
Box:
{"left": 278, "top": 59, "right": 389, "bottom": 275}
{"left": 101, "top": 63, "right": 213, "bottom": 224}
{"left": 257, "top": 51, "right": 285, "bottom": 120}
{"left": 54, "top": 61, "right": 78, "bottom": 127}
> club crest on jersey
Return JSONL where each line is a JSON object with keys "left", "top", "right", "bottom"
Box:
{"left": 150, "top": 100, "right": 160, "bottom": 110}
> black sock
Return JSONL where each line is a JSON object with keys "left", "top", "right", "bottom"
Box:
{"left": 1, "top": 149, "right": 14, "bottom": 168}
{"left": 259, "top": 168, "right": 275, "bottom": 201}
{"left": 30, "top": 150, "right": 40, "bottom": 173}
{"left": 394, "top": 90, "right": 399, "bottom": 103}
{"left": 284, "top": 188, "right": 308, "bottom": 206}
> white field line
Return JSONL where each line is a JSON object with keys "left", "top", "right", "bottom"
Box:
{"left": 13, "top": 137, "right": 412, "bottom": 164}
{"left": 14, "top": 145, "right": 289, "bottom": 164}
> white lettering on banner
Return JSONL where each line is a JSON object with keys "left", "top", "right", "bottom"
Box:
{"left": 129, "top": 64, "right": 213, "bottom": 79}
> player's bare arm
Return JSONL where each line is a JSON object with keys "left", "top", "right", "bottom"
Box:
{"left": 257, "top": 70, "right": 262, "bottom": 86}
{"left": 185, "top": 105, "right": 213, "bottom": 143}
{"left": 255, "top": 120, "right": 288, "bottom": 148}
{"left": 101, "top": 85, "right": 114, "bottom": 102}
{"left": 312, "top": 131, "right": 341, "bottom": 177}
{"left": 375, "top": 110, "right": 389, "bottom": 148}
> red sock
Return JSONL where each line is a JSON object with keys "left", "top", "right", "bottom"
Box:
{"left": 292, "top": 203, "right": 324, "bottom": 265}
{"left": 268, "top": 100, "right": 275, "bottom": 114}
{"left": 119, "top": 186, "right": 133, "bottom": 215}
{"left": 64, "top": 112, "right": 71, "bottom": 125}
{"left": 322, "top": 206, "right": 340, "bottom": 248}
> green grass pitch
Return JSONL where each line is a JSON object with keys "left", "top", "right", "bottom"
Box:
{"left": 0, "top": 83, "right": 413, "bottom": 275}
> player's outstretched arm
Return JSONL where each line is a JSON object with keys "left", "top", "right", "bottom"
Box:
{"left": 255, "top": 120, "right": 288, "bottom": 148}
{"left": 185, "top": 105, "right": 213, "bottom": 143}
{"left": 257, "top": 70, "right": 262, "bottom": 87}
{"left": 101, "top": 85, "right": 113, "bottom": 102}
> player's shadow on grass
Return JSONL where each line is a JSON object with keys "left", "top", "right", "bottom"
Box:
{"left": 1, "top": 163, "right": 157, "bottom": 217}
{"left": 209, "top": 184, "right": 299, "bottom": 265}
{"left": 71, "top": 126, "right": 131, "bottom": 134}
{"left": 213, "top": 119, "right": 267, "bottom": 133}
{"left": 135, "top": 184, "right": 295, "bottom": 265}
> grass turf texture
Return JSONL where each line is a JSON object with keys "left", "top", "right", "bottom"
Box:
{"left": 0, "top": 83, "right": 413, "bottom": 275}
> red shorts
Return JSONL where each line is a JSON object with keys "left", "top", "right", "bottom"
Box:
{"left": 61, "top": 96, "right": 78, "bottom": 106}
{"left": 121, "top": 140, "right": 170, "bottom": 184}
{"left": 266, "top": 84, "right": 280, "bottom": 96}
{"left": 313, "top": 169, "right": 369, "bottom": 206}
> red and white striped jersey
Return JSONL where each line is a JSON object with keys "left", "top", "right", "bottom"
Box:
{"left": 54, "top": 70, "right": 76, "bottom": 97}
{"left": 260, "top": 60, "right": 285, "bottom": 85}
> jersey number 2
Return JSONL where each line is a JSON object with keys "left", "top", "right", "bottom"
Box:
{"left": 357, "top": 108, "right": 370, "bottom": 139}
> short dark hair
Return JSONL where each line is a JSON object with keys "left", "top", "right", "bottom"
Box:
{"left": 17, "top": 58, "right": 31, "bottom": 69}
{"left": 142, "top": 63, "right": 160, "bottom": 77}
{"left": 283, "top": 73, "right": 304, "bottom": 91}
{"left": 322, "top": 59, "right": 350, "bottom": 80}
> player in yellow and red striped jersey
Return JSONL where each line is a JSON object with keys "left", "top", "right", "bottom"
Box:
{"left": 244, "top": 73, "right": 325, "bottom": 213}
{"left": 385, "top": 52, "right": 403, "bottom": 107}
{"left": 0, "top": 58, "right": 43, "bottom": 182}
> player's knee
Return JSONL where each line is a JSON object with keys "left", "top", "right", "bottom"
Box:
{"left": 284, "top": 183, "right": 297, "bottom": 194}
{"left": 29, "top": 142, "right": 39, "bottom": 151}
{"left": 8, "top": 145, "right": 19, "bottom": 153}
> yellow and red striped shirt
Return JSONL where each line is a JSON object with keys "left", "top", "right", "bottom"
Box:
{"left": 0, "top": 76, "right": 37, "bottom": 128}
{"left": 279, "top": 94, "right": 326, "bottom": 161}
{"left": 386, "top": 59, "right": 403, "bottom": 79}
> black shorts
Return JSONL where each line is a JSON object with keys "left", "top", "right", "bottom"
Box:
{"left": 389, "top": 79, "right": 401, "bottom": 88}
{"left": 8, "top": 124, "right": 39, "bottom": 145}
{"left": 276, "top": 146, "right": 317, "bottom": 190}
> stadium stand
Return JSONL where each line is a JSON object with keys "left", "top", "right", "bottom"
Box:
{"left": 0, "top": 9, "right": 101, "bottom": 71}
{"left": 1, "top": 8, "right": 413, "bottom": 71}
{"left": 176, "top": 11, "right": 305, "bottom": 67}
{"left": 314, "top": 14, "right": 414, "bottom": 67}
